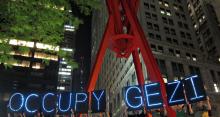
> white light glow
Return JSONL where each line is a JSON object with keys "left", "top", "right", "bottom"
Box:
{"left": 36, "top": 43, "right": 59, "bottom": 51}
{"left": 214, "top": 84, "right": 219, "bottom": 93}
{"left": 58, "top": 72, "right": 71, "bottom": 75}
{"left": 61, "top": 48, "right": 73, "bottom": 52}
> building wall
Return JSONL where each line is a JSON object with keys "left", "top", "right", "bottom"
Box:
{"left": 91, "top": 0, "right": 220, "bottom": 116}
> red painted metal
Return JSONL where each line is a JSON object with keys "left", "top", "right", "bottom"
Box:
{"left": 132, "top": 49, "right": 151, "bottom": 117}
{"left": 86, "top": 0, "right": 176, "bottom": 116}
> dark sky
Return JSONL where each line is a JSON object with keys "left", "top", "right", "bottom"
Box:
{"left": 71, "top": 2, "right": 92, "bottom": 89}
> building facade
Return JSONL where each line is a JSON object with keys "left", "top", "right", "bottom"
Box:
{"left": 187, "top": 0, "right": 220, "bottom": 63}
{"left": 91, "top": 0, "right": 220, "bottom": 116}
{"left": 57, "top": 25, "right": 76, "bottom": 92}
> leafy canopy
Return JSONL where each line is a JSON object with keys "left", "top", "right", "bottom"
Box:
{"left": 0, "top": 0, "right": 100, "bottom": 69}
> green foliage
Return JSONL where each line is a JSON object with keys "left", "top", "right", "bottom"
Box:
{"left": 0, "top": 0, "right": 100, "bottom": 69}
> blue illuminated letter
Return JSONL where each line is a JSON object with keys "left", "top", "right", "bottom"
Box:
{"left": 75, "top": 93, "right": 88, "bottom": 110}
{"left": 92, "top": 90, "right": 104, "bottom": 111}
{"left": 42, "top": 93, "right": 55, "bottom": 113}
{"left": 125, "top": 86, "right": 143, "bottom": 109}
{"left": 25, "top": 94, "right": 39, "bottom": 113}
{"left": 144, "top": 83, "right": 163, "bottom": 108}
{"left": 185, "top": 75, "right": 204, "bottom": 101}
{"left": 9, "top": 93, "right": 24, "bottom": 112}
{"left": 168, "top": 81, "right": 184, "bottom": 104}
{"left": 58, "top": 93, "right": 72, "bottom": 112}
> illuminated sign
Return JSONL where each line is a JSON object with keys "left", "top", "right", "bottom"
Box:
{"left": 124, "top": 86, "right": 144, "bottom": 110}
{"left": 144, "top": 83, "right": 163, "bottom": 109}
{"left": 183, "top": 75, "right": 206, "bottom": 103}
{"left": 166, "top": 80, "right": 185, "bottom": 106}
{"left": 91, "top": 90, "right": 106, "bottom": 112}
{"left": 8, "top": 90, "right": 104, "bottom": 114}
{"left": 123, "top": 75, "right": 206, "bottom": 111}
{"left": 8, "top": 75, "right": 206, "bottom": 114}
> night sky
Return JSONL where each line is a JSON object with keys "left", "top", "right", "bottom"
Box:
{"left": 71, "top": 2, "right": 92, "bottom": 89}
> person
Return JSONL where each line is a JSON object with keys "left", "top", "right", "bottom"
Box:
{"left": 188, "top": 96, "right": 212, "bottom": 117}
{"left": 172, "top": 104, "right": 187, "bottom": 117}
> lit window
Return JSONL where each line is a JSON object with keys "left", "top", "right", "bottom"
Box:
{"left": 36, "top": 43, "right": 59, "bottom": 51}
{"left": 57, "top": 86, "right": 65, "bottom": 90}
{"left": 164, "top": 3, "right": 169, "bottom": 7}
{"left": 5, "top": 60, "right": 30, "bottom": 67}
{"left": 218, "top": 58, "right": 220, "bottom": 62}
{"left": 61, "top": 48, "right": 73, "bottom": 52}
{"left": 32, "top": 63, "right": 45, "bottom": 69}
{"left": 159, "top": 1, "right": 162, "bottom": 5}
{"left": 199, "top": 18, "right": 202, "bottom": 23}
{"left": 9, "top": 51, "right": 32, "bottom": 57}
{"left": 160, "top": 10, "right": 165, "bottom": 14}
{"left": 9, "top": 39, "right": 34, "bottom": 48}
{"left": 166, "top": 11, "right": 171, "bottom": 16}
{"left": 214, "top": 84, "right": 219, "bottom": 92}
{"left": 194, "top": 24, "right": 198, "bottom": 29}
{"left": 174, "top": 6, "right": 178, "bottom": 10}
{"left": 64, "top": 25, "right": 75, "bottom": 32}
{"left": 34, "top": 52, "right": 58, "bottom": 61}
{"left": 59, "top": 68, "right": 72, "bottom": 72}
{"left": 202, "top": 15, "right": 206, "bottom": 19}
{"left": 58, "top": 72, "right": 71, "bottom": 75}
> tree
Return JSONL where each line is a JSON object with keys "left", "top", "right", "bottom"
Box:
{"left": 0, "top": 0, "right": 100, "bottom": 69}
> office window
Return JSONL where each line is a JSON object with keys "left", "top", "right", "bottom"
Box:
{"left": 162, "top": 17, "right": 168, "bottom": 24}
{"left": 148, "top": 33, "right": 155, "bottom": 39}
{"left": 170, "top": 29, "right": 176, "bottom": 35}
{"left": 172, "top": 62, "right": 185, "bottom": 78}
{"left": 145, "top": 12, "right": 151, "bottom": 19}
{"left": 147, "top": 22, "right": 153, "bottom": 29}
{"left": 154, "top": 24, "right": 160, "bottom": 31}
{"left": 156, "top": 59, "right": 167, "bottom": 75}
{"left": 158, "top": 46, "right": 164, "bottom": 53}
{"left": 152, "top": 14, "right": 158, "bottom": 20}
{"left": 156, "top": 35, "right": 162, "bottom": 40}
{"left": 168, "top": 19, "right": 174, "bottom": 25}
{"left": 166, "top": 37, "right": 172, "bottom": 43}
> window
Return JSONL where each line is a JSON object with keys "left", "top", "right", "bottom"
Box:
{"left": 147, "top": 22, "right": 153, "bottom": 29}
{"left": 151, "top": 44, "right": 156, "bottom": 51}
{"left": 164, "top": 2, "right": 169, "bottom": 7}
{"left": 145, "top": 12, "right": 151, "bottom": 19}
{"left": 170, "top": 29, "right": 176, "bottom": 35}
{"left": 168, "top": 19, "right": 174, "bottom": 25}
{"left": 172, "top": 62, "right": 185, "bottom": 78}
{"left": 186, "top": 53, "right": 191, "bottom": 59}
{"left": 162, "top": 17, "right": 168, "bottom": 24}
{"left": 154, "top": 24, "right": 159, "bottom": 31}
{"left": 180, "top": 31, "right": 186, "bottom": 38}
{"left": 164, "top": 27, "right": 169, "bottom": 33}
{"left": 150, "top": 5, "right": 156, "bottom": 11}
{"left": 32, "top": 63, "right": 45, "bottom": 69}
{"left": 156, "top": 35, "right": 161, "bottom": 40}
{"left": 152, "top": 14, "right": 158, "bottom": 20}
{"left": 166, "top": 10, "right": 171, "bottom": 16}
{"left": 34, "top": 52, "right": 58, "bottom": 61}
{"left": 156, "top": 59, "right": 167, "bottom": 75}
{"left": 169, "top": 49, "right": 175, "bottom": 55}
{"left": 144, "top": 3, "right": 150, "bottom": 9}
{"left": 158, "top": 46, "right": 164, "bottom": 53}
{"left": 160, "top": 8, "right": 165, "bottom": 14}
{"left": 192, "top": 54, "right": 197, "bottom": 61}
{"left": 166, "top": 37, "right": 172, "bottom": 43}
{"left": 189, "top": 66, "right": 201, "bottom": 75}
{"left": 175, "top": 50, "right": 181, "bottom": 57}
{"left": 148, "top": 33, "right": 155, "bottom": 39}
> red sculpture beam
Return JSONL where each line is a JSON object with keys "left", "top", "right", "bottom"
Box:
{"left": 86, "top": 0, "right": 176, "bottom": 116}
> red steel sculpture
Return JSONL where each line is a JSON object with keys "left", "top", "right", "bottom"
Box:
{"left": 87, "top": 0, "right": 176, "bottom": 116}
